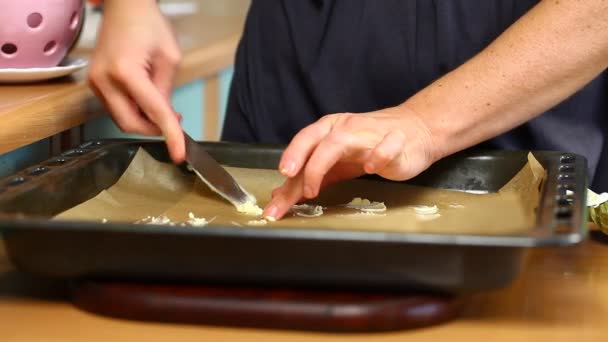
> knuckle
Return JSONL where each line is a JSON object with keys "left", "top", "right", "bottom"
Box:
{"left": 87, "top": 69, "right": 101, "bottom": 84}
{"left": 305, "top": 164, "right": 325, "bottom": 181}
{"left": 336, "top": 113, "right": 357, "bottom": 127}
{"left": 270, "top": 193, "right": 287, "bottom": 206}
{"left": 291, "top": 126, "right": 319, "bottom": 145}
{"left": 114, "top": 118, "right": 138, "bottom": 133}
{"left": 298, "top": 125, "right": 317, "bottom": 138}
{"left": 390, "top": 129, "right": 407, "bottom": 143}
{"left": 330, "top": 131, "right": 355, "bottom": 146}
{"left": 301, "top": 183, "right": 317, "bottom": 199}
{"left": 319, "top": 113, "right": 338, "bottom": 123}
{"left": 109, "top": 59, "right": 133, "bottom": 80}
{"left": 271, "top": 188, "right": 281, "bottom": 198}
{"left": 281, "top": 183, "right": 301, "bottom": 202}
{"left": 319, "top": 113, "right": 348, "bottom": 127}
{"left": 87, "top": 66, "right": 106, "bottom": 86}
{"left": 165, "top": 49, "right": 182, "bottom": 66}
{"left": 373, "top": 148, "right": 392, "bottom": 163}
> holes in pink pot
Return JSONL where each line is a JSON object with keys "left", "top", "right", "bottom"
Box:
{"left": 70, "top": 11, "right": 79, "bottom": 30}
{"left": 27, "top": 12, "right": 43, "bottom": 29}
{"left": 1, "top": 43, "right": 18, "bottom": 57}
{"left": 43, "top": 40, "right": 57, "bottom": 55}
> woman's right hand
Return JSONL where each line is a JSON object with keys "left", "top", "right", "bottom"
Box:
{"left": 88, "top": 0, "right": 185, "bottom": 163}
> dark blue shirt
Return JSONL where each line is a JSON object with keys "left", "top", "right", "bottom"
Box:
{"left": 222, "top": 0, "right": 608, "bottom": 191}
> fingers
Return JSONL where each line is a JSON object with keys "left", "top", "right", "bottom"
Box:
{"left": 302, "top": 133, "right": 353, "bottom": 199}
{"left": 174, "top": 111, "right": 183, "bottom": 121}
{"left": 271, "top": 184, "right": 285, "bottom": 199}
{"left": 119, "top": 68, "right": 186, "bottom": 163}
{"left": 264, "top": 176, "right": 304, "bottom": 220}
{"left": 152, "top": 53, "right": 184, "bottom": 122}
{"left": 152, "top": 48, "right": 181, "bottom": 101}
{"left": 268, "top": 113, "right": 425, "bottom": 221}
{"left": 320, "top": 162, "right": 366, "bottom": 189}
{"left": 88, "top": 73, "right": 161, "bottom": 136}
{"left": 278, "top": 116, "right": 336, "bottom": 177}
{"left": 275, "top": 129, "right": 406, "bottom": 212}
{"left": 266, "top": 162, "right": 365, "bottom": 221}
{"left": 364, "top": 130, "right": 406, "bottom": 174}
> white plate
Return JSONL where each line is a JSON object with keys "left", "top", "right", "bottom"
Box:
{"left": 0, "top": 58, "right": 88, "bottom": 84}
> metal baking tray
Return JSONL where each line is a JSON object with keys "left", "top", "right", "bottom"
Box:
{"left": 0, "top": 140, "right": 588, "bottom": 294}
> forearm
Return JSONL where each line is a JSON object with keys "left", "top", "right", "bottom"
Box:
{"left": 404, "top": 0, "right": 608, "bottom": 161}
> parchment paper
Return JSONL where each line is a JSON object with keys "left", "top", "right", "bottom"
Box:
{"left": 56, "top": 148, "right": 546, "bottom": 235}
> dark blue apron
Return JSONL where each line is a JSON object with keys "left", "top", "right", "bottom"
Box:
{"left": 222, "top": 0, "right": 608, "bottom": 191}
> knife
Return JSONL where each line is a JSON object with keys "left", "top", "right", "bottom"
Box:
{"left": 183, "top": 132, "right": 258, "bottom": 210}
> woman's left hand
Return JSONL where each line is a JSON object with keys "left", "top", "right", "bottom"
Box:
{"left": 263, "top": 105, "right": 441, "bottom": 220}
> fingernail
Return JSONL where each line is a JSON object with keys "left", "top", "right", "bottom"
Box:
{"left": 280, "top": 161, "right": 296, "bottom": 176}
{"left": 304, "top": 185, "right": 314, "bottom": 198}
{"left": 364, "top": 162, "right": 375, "bottom": 174}
{"left": 265, "top": 205, "right": 278, "bottom": 219}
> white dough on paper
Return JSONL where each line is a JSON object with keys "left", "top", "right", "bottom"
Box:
{"left": 187, "top": 212, "right": 209, "bottom": 227}
{"left": 413, "top": 205, "right": 439, "bottom": 215}
{"left": 291, "top": 204, "right": 324, "bottom": 217}
{"left": 344, "top": 197, "right": 387, "bottom": 212}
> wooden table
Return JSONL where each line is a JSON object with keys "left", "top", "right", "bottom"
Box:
{"left": 1, "top": 1, "right": 607, "bottom": 340}
{"left": 0, "top": 0, "right": 248, "bottom": 154}
{"left": 1, "top": 233, "right": 606, "bottom": 341}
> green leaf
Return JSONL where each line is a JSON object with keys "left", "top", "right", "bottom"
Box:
{"left": 587, "top": 189, "right": 608, "bottom": 234}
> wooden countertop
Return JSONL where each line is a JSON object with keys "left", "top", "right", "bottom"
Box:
{"left": 1, "top": 232, "right": 607, "bottom": 341}
{"left": 0, "top": 1, "right": 247, "bottom": 154}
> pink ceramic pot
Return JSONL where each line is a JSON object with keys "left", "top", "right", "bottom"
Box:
{"left": 0, "top": 0, "right": 84, "bottom": 69}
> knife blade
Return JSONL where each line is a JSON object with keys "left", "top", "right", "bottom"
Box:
{"left": 183, "top": 132, "right": 257, "bottom": 210}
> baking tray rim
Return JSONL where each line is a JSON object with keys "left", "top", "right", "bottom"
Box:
{"left": 0, "top": 139, "right": 589, "bottom": 248}
{"left": 0, "top": 215, "right": 586, "bottom": 248}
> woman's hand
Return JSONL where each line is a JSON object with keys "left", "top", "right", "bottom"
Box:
{"left": 88, "top": 0, "right": 185, "bottom": 163}
{"left": 263, "top": 105, "right": 439, "bottom": 220}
